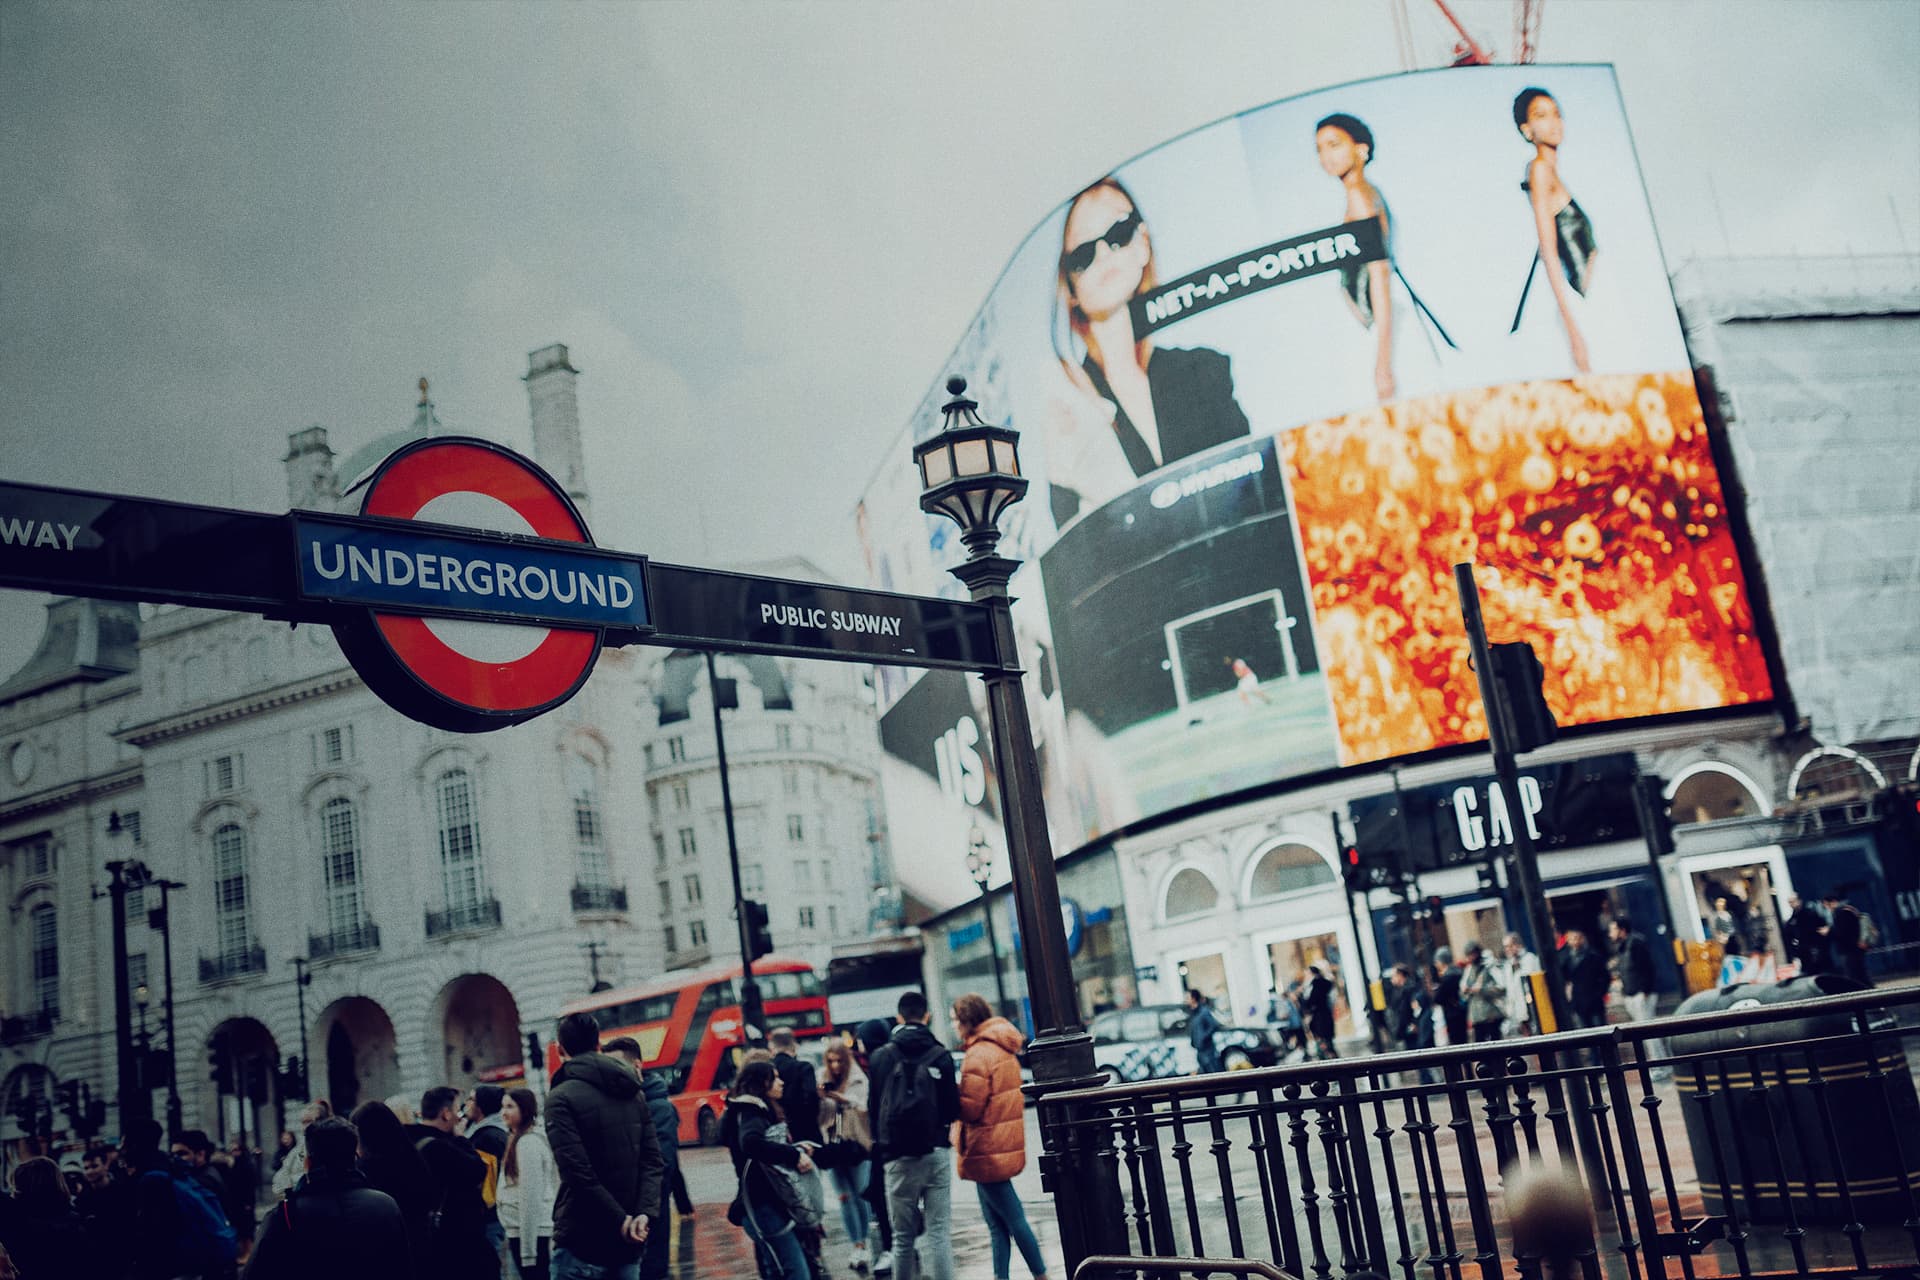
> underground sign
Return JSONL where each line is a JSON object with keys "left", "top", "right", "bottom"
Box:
{"left": 297, "top": 437, "right": 650, "bottom": 732}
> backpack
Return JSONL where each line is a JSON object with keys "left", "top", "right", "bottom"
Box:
{"left": 878, "top": 1042, "right": 948, "bottom": 1158}
{"left": 146, "top": 1167, "right": 239, "bottom": 1272}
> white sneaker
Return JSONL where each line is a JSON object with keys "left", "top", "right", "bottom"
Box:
{"left": 872, "top": 1249, "right": 894, "bottom": 1275}
{"left": 849, "top": 1242, "right": 869, "bottom": 1272}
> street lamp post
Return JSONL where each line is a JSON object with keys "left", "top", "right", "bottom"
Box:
{"left": 706, "top": 651, "right": 765, "bottom": 1041}
{"left": 965, "top": 826, "right": 1011, "bottom": 1017}
{"left": 103, "top": 812, "right": 153, "bottom": 1134}
{"left": 913, "top": 378, "right": 1126, "bottom": 1264}
{"left": 290, "top": 957, "right": 312, "bottom": 1100}
{"left": 150, "top": 877, "right": 185, "bottom": 1138}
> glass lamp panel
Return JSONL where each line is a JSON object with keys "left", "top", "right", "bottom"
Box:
{"left": 952, "top": 437, "right": 992, "bottom": 478}
{"left": 933, "top": 492, "right": 972, "bottom": 528}
{"left": 920, "top": 444, "right": 953, "bottom": 488}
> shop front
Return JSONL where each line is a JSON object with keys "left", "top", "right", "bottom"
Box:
{"left": 923, "top": 844, "right": 1137, "bottom": 1035}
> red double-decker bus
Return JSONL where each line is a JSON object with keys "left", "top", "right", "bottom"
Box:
{"left": 549, "top": 955, "right": 831, "bottom": 1145}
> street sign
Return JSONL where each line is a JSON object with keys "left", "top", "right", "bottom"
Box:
{"left": 1, "top": 439, "right": 1003, "bottom": 732}
{"left": 324, "top": 437, "right": 645, "bottom": 734}
{"left": 645, "top": 563, "right": 997, "bottom": 671}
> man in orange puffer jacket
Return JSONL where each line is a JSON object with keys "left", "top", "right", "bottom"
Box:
{"left": 951, "top": 993, "right": 1051, "bottom": 1280}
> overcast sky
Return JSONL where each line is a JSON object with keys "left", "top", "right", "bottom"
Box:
{"left": 3, "top": 1, "right": 1916, "bottom": 678}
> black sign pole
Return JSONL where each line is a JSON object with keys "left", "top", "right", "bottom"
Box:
{"left": 1454, "top": 563, "right": 1572, "bottom": 1033}
{"left": 706, "top": 652, "right": 764, "bottom": 1043}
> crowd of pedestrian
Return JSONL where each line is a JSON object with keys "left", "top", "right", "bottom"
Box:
{"left": 719, "top": 989, "right": 1051, "bottom": 1280}
{"left": 0, "top": 1008, "right": 686, "bottom": 1280}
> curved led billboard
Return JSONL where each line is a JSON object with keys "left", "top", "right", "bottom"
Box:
{"left": 860, "top": 65, "right": 1773, "bottom": 852}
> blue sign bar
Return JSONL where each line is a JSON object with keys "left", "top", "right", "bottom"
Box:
{"left": 293, "top": 514, "right": 649, "bottom": 631}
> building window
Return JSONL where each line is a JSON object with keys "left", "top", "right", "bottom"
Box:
{"left": 677, "top": 827, "right": 697, "bottom": 858}
{"left": 207, "top": 753, "right": 243, "bottom": 795}
{"left": 17, "top": 837, "right": 54, "bottom": 881}
{"left": 671, "top": 780, "right": 690, "bottom": 810}
{"left": 797, "top": 906, "right": 815, "bottom": 930}
{"left": 212, "top": 823, "right": 252, "bottom": 958}
{"left": 689, "top": 919, "right": 708, "bottom": 947}
{"left": 787, "top": 815, "right": 804, "bottom": 843}
{"left": 316, "top": 726, "right": 351, "bottom": 766}
{"left": 664, "top": 924, "right": 677, "bottom": 953}
{"left": 657, "top": 880, "right": 672, "bottom": 912}
{"left": 435, "top": 768, "right": 484, "bottom": 911}
{"left": 128, "top": 953, "right": 150, "bottom": 996}
{"left": 828, "top": 904, "right": 838, "bottom": 933}
{"left": 121, "top": 811, "right": 144, "bottom": 845}
{"left": 570, "top": 758, "right": 611, "bottom": 890}
{"left": 1163, "top": 867, "right": 1219, "bottom": 921}
{"left": 124, "top": 884, "right": 148, "bottom": 928}
{"left": 782, "top": 766, "right": 800, "bottom": 796}
{"left": 822, "top": 861, "right": 836, "bottom": 889}
{"left": 1246, "top": 842, "right": 1336, "bottom": 900}
{"left": 321, "top": 797, "right": 366, "bottom": 936}
{"left": 30, "top": 903, "right": 58, "bottom": 1014}
{"left": 742, "top": 863, "right": 764, "bottom": 895}
{"left": 774, "top": 725, "right": 792, "bottom": 750}
{"left": 643, "top": 743, "right": 656, "bottom": 769}
{"left": 794, "top": 861, "right": 812, "bottom": 890}
{"left": 684, "top": 874, "right": 703, "bottom": 906}
{"left": 652, "top": 831, "right": 667, "bottom": 862}
{"left": 667, "top": 737, "right": 686, "bottom": 763}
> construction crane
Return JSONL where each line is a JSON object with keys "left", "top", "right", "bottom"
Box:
{"left": 1389, "top": 0, "right": 1544, "bottom": 69}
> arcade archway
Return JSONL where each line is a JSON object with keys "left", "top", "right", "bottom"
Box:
{"left": 313, "top": 996, "right": 400, "bottom": 1115}
{"left": 430, "top": 974, "right": 522, "bottom": 1090}
{"left": 202, "top": 1016, "right": 279, "bottom": 1152}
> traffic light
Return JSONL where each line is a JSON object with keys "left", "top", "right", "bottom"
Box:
{"left": 1633, "top": 775, "right": 1675, "bottom": 858}
{"left": 278, "top": 1055, "right": 307, "bottom": 1102}
{"left": 210, "top": 1040, "right": 233, "bottom": 1093}
{"left": 742, "top": 898, "right": 774, "bottom": 961}
{"left": 1489, "top": 641, "right": 1558, "bottom": 753}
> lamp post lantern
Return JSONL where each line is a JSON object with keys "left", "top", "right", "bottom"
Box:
{"left": 965, "top": 825, "right": 1012, "bottom": 1017}
{"left": 914, "top": 377, "right": 1125, "bottom": 1262}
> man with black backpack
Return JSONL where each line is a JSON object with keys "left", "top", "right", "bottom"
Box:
{"left": 868, "top": 991, "right": 959, "bottom": 1280}
{"left": 407, "top": 1086, "right": 498, "bottom": 1279}
{"left": 241, "top": 1116, "right": 408, "bottom": 1279}
{"left": 120, "top": 1118, "right": 239, "bottom": 1280}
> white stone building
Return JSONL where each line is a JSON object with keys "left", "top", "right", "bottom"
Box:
{"left": 0, "top": 345, "right": 894, "bottom": 1155}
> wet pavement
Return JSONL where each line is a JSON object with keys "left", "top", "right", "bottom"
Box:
{"left": 668, "top": 1120, "right": 1063, "bottom": 1279}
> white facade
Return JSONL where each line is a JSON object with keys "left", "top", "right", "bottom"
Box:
{"left": 0, "top": 348, "right": 893, "bottom": 1153}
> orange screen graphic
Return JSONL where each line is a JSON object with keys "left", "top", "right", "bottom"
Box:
{"left": 1282, "top": 371, "right": 1773, "bottom": 766}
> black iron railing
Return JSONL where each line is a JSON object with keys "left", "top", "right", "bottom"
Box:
{"left": 0, "top": 1009, "right": 56, "bottom": 1044}
{"left": 1035, "top": 983, "right": 1920, "bottom": 1280}
{"left": 424, "top": 896, "right": 502, "bottom": 938}
{"left": 198, "top": 945, "right": 267, "bottom": 984}
{"left": 570, "top": 883, "right": 629, "bottom": 914}
{"left": 308, "top": 919, "right": 380, "bottom": 960}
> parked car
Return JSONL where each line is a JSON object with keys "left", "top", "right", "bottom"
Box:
{"left": 1089, "top": 1004, "right": 1282, "bottom": 1081}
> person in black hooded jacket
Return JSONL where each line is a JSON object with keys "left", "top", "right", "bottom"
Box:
{"left": 546, "top": 1013, "right": 664, "bottom": 1276}
{"left": 601, "top": 1036, "right": 679, "bottom": 1280}
{"left": 351, "top": 1100, "right": 436, "bottom": 1265}
{"left": 0, "top": 1157, "right": 113, "bottom": 1280}
{"left": 244, "top": 1117, "right": 408, "bottom": 1280}
{"left": 406, "top": 1087, "right": 496, "bottom": 1279}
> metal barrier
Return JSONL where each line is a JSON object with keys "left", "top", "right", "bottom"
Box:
{"left": 1035, "top": 984, "right": 1920, "bottom": 1280}
{"left": 1074, "top": 1256, "right": 1301, "bottom": 1279}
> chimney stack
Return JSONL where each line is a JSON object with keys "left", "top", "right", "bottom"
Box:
{"left": 525, "top": 344, "right": 588, "bottom": 520}
{"left": 284, "top": 426, "right": 338, "bottom": 509}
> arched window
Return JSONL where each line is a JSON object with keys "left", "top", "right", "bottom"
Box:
{"left": 1246, "top": 841, "right": 1336, "bottom": 899}
{"left": 212, "top": 823, "right": 252, "bottom": 958}
{"left": 29, "top": 903, "right": 58, "bottom": 1014}
{"left": 568, "top": 757, "right": 610, "bottom": 890}
{"left": 436, "top": 768, "right": 484, "bottom": 910}
{"left": 1164, "top": 867, "right": 1219, "bottom": 921}
{"left": 1668, "top": 767, "right": 1762, "bottom": 825}
{"left": 321, "top": 797, "right": 365, "bottom": 936}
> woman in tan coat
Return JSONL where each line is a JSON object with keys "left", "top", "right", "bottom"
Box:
{"left": 952, "top": 993, "right": 1050, "bottom": 1280}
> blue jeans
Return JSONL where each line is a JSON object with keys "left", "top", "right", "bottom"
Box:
{"left": 551, "top": 1247, "right": 640, "bottom": 1280}
{"left": 829, "top": 1160, "right": 872, "bottom": 1248}
{"left": 884, "top": 1151, "right": 954, "bottom": 1280}
{"left": 974, "top": 1179, "right": 1046, "bottom": 1279}
{"left": 744, "top": 1202, "right": 816, "bottom": 1279}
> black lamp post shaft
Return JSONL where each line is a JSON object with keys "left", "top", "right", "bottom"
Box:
{"left": 707, "top": 651, "right": 765, "bottom": 1040}
{"left": 155, "top": 881, "right": 183, "bottom": 1138}
{"left": 105, "top": 860, "right": 151, "bottom": 1132}
{"left": 292, "top": 956, "right": 312, "bottom": 1099}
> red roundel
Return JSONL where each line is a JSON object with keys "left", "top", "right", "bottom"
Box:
{"left": 332, "top": 437, "right": 602, "bottom": 733}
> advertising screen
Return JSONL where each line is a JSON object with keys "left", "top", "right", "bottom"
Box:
{"left": 861, "top": 65, "right": 1773, "bottom": 854}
